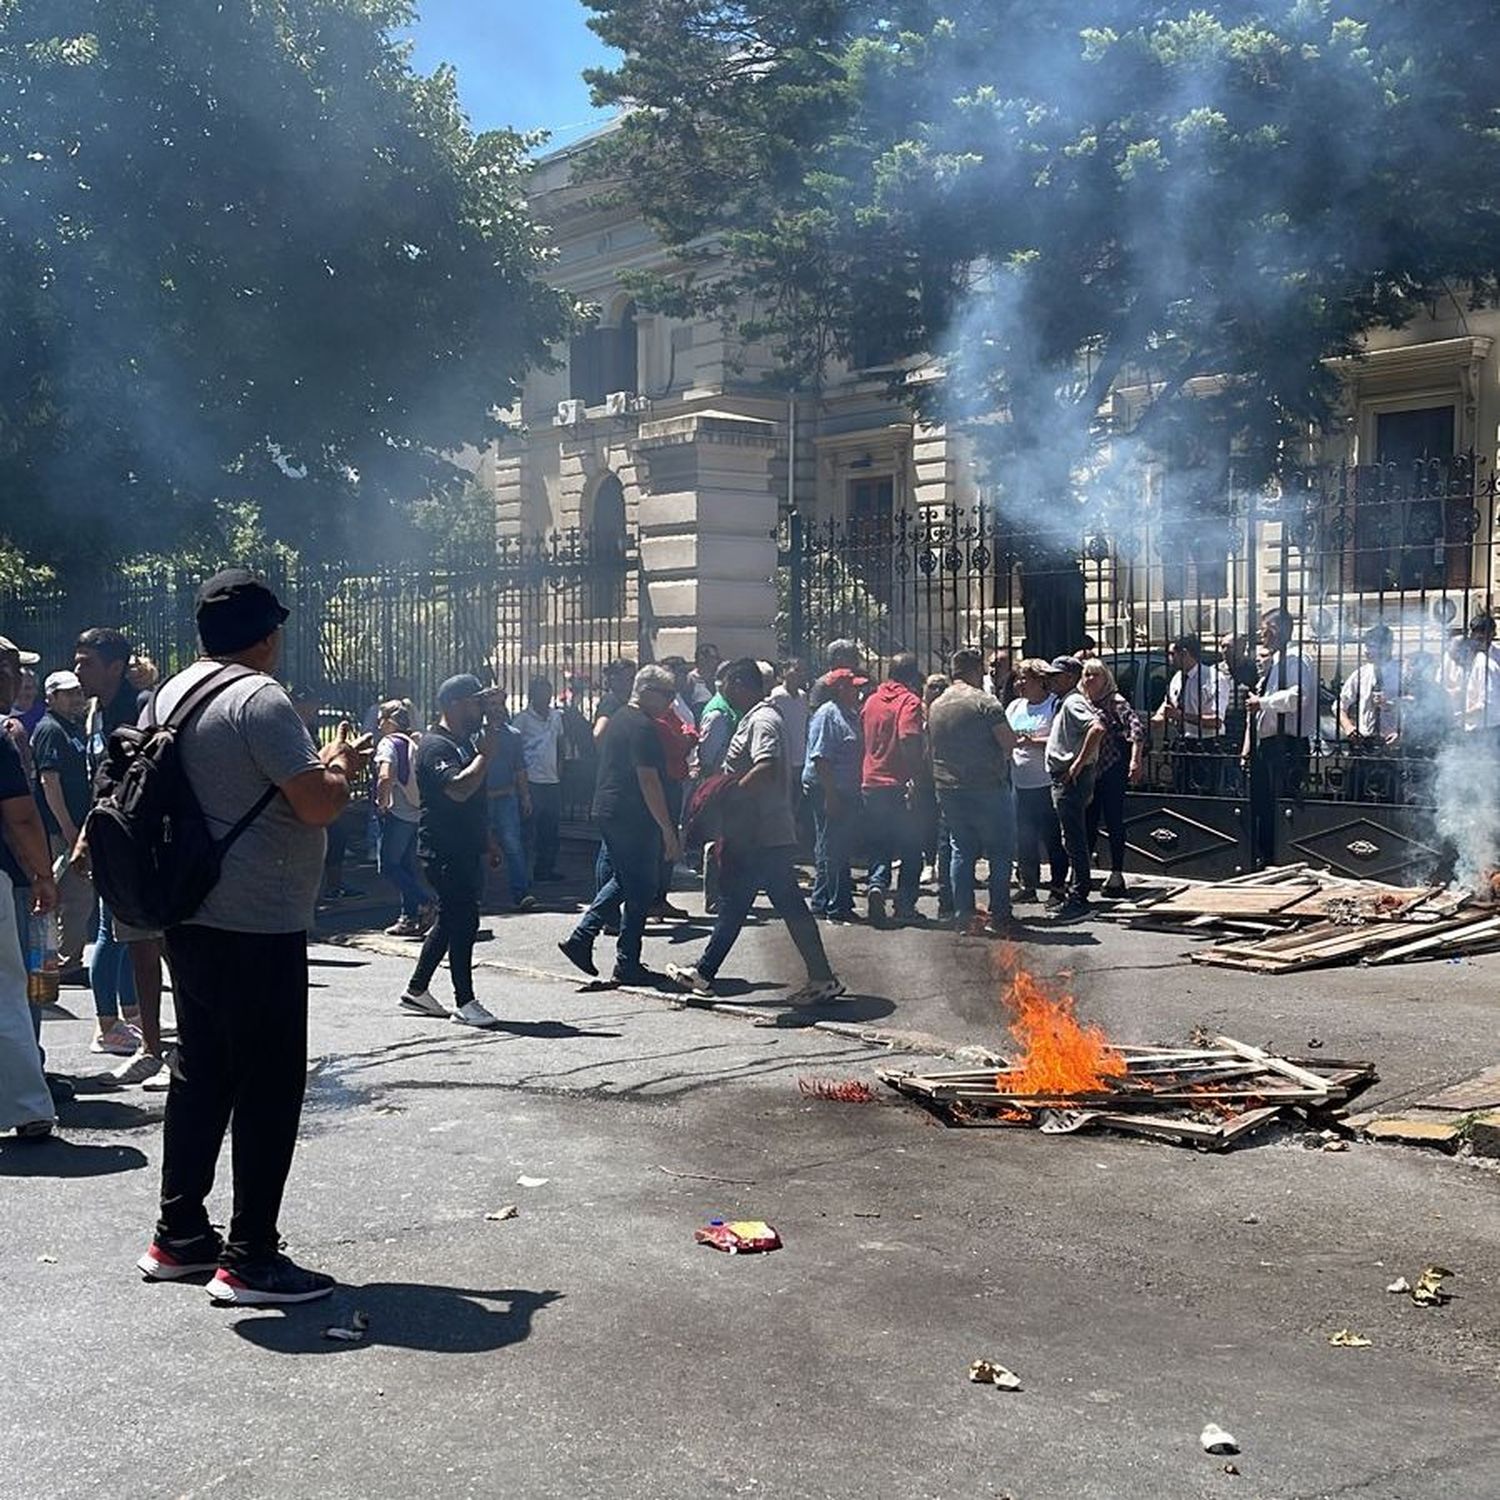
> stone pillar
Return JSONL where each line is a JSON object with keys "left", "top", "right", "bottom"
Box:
{"left": 632, "top": 409, "right": 780, "bottom": 662}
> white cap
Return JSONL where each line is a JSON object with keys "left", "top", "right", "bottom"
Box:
{"left": 44, "top": 669, "right": 82, "bottom": 695}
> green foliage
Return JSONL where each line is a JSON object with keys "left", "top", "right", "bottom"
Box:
{"left": 585, "top": 1, "right": 1500, "bottom": 504}
{"left": 0, "top": 0, "right": 570, "bottom": 576}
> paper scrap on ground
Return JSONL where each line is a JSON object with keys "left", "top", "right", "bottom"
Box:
{"left": 485, "top": 1204, "right": 519, "bottom": 1222}
{"left": 968, "top": 1360, "right": 1022, "bottom": 1390}
{"left": 1330, "top": 1328, "right": 1373, "bottom": 1348}
{"left": 516, "top": 1176, "right": 549, "bottom": 1188}
{"left": 1200, "top": 1424, "right": 1239, "bottom": 1455}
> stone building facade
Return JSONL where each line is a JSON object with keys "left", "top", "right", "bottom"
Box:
{"left": 484, "top": 128, "right": 1500, "bottom": 668}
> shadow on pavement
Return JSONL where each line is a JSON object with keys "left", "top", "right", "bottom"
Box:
{"left": 0, "top": 1137, "right": 149, "bottom": 1177}
{"left": 56, "top": 1097, "right": 164, "bottom": 1131}
{"left": 231, "top": 1285, "right": 563, "bottom": 1355}
{"left": 490, "top": 1019, "right": 624, "bottom": 1041}
{"left": 308, "top": 956, "right": 370, "bottom": 970}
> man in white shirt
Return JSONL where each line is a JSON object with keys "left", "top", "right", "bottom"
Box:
{"left": 1338, "top": 624, "right": 1403, "bottom": 803}
{"left": 1154, "top": 634, "right": 1232, "bottom": 794}
{"left": 1463, "top": 613, "right": 1500, "bottom": 742}
{"left": 513, "top": 676, "right": 566, "bottom": 881}
{"left": 1242, "top": 609, "right": 1317, "bottom": 867}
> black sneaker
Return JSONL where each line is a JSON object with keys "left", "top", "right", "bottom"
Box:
{"left": 868, "top": 889, "right": 888, "bottom": 926}
{"left": 1102, "top": 872, "right": 1128, "bottom": 897}
{"left": 1043, "top": 890, "right": 1066, "bottom": 912}
{"left": 138, "top": 1230, "right": 224, "bottom": 1281}
{"left": 208, "top": 1253, "right": 335, "bottom": 1305}
{"left": 1050, "top": 898, "right": 1091, "bottom": 923}
{"left": 611, "top": 965, "right": 651, "bottom": 986}
{"left": 557, "top": 935, "right": 598, "bottom": 977}
{"left": 1014, "top": 886, "right": 1039, "bottom": 904}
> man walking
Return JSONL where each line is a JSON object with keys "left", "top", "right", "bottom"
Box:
{"left": 558, "top": 666, "right": 680, "bottom": 985}
{"left": 1045, "top": 656, "right": 1105, "bottom": 921}
{"left": 666, "top": 658, "right": 844, "bottom": 1005}
{"left": 803, "top": 666, "right": 865, "bottom": 920}
{"left": 860, "top": 653, "right": 926, "bottom": 925}
{"left": 29, "top": 670, "right": 92, "bottom": 982}
{"left": 136, "top": 569, "right": 370, "bottom": 1304}
{"left": 399, "top": 675, "right": 503, "bottom": 1027}
{"left": 929, "top": 648, "right": 1019, "bottom": 935}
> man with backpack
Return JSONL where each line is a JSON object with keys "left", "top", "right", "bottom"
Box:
{"left": 130, "top": 569, "right": 371, "bottom": 1305}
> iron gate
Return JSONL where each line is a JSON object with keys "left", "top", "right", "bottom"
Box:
{"left": 780, "top": 456, "right": 1500, "bottom": 882}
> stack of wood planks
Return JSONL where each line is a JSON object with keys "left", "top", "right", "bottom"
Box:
{"left": 880, "top": 1035, "right": 1376, "bottom": 1150}
{"left": 1107, "top": 865, "right": 1500, "bottom": 973}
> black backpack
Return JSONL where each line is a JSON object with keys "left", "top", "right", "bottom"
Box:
{"left": 86, "top": 663, "right": 278, "bottom": 930}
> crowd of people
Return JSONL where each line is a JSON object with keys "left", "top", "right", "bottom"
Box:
{"left": 8, "top": 575, "right": 1500, "bottom": 1306}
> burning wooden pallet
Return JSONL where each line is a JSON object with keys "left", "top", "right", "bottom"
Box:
{"left": 1110, "top": 865, "right": 1499, "bottom": 972}
{"left": 881, "top": 1035, "right": 1377, "bottom": 1150}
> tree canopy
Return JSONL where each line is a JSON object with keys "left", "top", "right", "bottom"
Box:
{"left": 0, "top": 0, "right": 570, "bottom": 575}
{"left": 585, "top": 1, "right": 1500, "bottom": 516}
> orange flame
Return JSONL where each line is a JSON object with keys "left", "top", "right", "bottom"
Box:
{"left": 996, "top": 952, "right": 1127, "bottom": 1097}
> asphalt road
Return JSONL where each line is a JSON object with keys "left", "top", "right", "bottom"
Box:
{"left": 3, "top": 864, "right": 1498, "bottom": 1500}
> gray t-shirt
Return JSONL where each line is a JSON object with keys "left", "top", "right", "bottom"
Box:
{"left": 724, "top": 700, "right": 798, "bottom": 850}
{"left": 1044, "top": 690, "right": 1102, "bottom": 776}
{"left": 153, "top": 661, "right": 325, "bottom": 933}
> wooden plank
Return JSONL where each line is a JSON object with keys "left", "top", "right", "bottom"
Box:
{"left": 1214, "top": 1035, "right": 1335, "bottom": 1094}
{"left": 1274, "top": 885, "right": 1442, "bottom": 922}
{"left": 1363, "top": 915, "right": 1500, "bottom": 966}
{"left": 1151, "top": 887, "right": 1315, "bottom": 917}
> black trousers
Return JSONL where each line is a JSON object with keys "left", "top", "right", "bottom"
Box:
{"left": 1249, "top": 736, "right": 1308, "bottom": 867}
{"left": 1015, "top": 783, "right": 1067, "bottom": 892}
{"left": 157, "top": 926, "right": 308, "bottom": 1265}
{"left": 410, "top": 854, "right": 483, "bottom": 1007}
{"left": 1086, "top": 760, "right": 1129, "bottom": 875}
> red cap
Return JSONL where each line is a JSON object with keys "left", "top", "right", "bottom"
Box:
{"left": 826, "top": 667, "right": 870, "bottom": 689}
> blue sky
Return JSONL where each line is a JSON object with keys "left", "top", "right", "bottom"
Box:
{"left": 402, "top": 0, "right": 620, "bottom": 145}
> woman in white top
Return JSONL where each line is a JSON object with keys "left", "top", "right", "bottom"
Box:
{"left": 1005, "top": 659, "right": 1067, "bottom": 903}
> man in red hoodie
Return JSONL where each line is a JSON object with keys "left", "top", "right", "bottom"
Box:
{"left": 860, "top": 653, "right": 926, "bottom": 925}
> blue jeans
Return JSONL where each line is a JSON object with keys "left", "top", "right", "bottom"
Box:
{"left": 572, "top": 820, "right": 660, "bottom": 975}
{"left": 488, "top": 795, "right": 530, "bottom": 905}
{"left": 938, "top": 785, "right": 1016, "bottom": 920}
{"left": 862, "top": 785, "right": 921, "bottom": 911}
{"left": 695, "top": 845, "right": 833, "bottom": 983}
{"left": 90, "top": 900, "right": 137, "bottom": 1021}
{"left": 807, "top": 783, "right": 856, "bottom": 915}
{"left": 527, "top": 781, "right": 562, "bottom": 878}
{"left": 377, "top": 815, "right": 427, "bottom": 920}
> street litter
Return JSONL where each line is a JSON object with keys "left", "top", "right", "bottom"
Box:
{"left": 1411, "top": 1265, "right": 1454, "bottom": 1306}
{"left": 968, "top": 1359, "right": 1022, "bottom": 1390}
{"left": 1200, "top": 1423, "right": 1239, "bottom": 1454}
{"left": 694, "top": 1219, "right": 782, "bottom": 1254}
{"left": 323, "top": 1310, "right": 369, "bottom": 1343}
{"left": 516, "top": 1176, "right": 549, "bottom": 1188}
{"left": 36, "top": 1254, "right": 56, "bottom": 1264}
{"left": 880, "top": 954, "right": 1374, "bottom": 1150}
{"left": 1329, "top": 1328, "right": 1373, "bottom": 1347}
{"left": 1386, "top": 1276, "right": 1412, "bottom": 1294}
{"left": 797, "top": 1077, "right": 875, "bottom": 1102}
{"left": 485, "top": 1204, "right": 519, "bottom": 1222}
{"left": 1108, "top": 867, "right": 1500, "bottom": 972}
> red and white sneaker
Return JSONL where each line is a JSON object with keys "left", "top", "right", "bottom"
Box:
{"left": 207, "top": 1254, "right": 335, "bottom": 1305}
{"left": 137, "top": 1232, "right": 224, "bottom": 1281}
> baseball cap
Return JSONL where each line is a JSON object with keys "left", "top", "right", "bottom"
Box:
{"left": 826, "top": 667, "right": 870, "bottom": 689}
{"left": 1048, "top": 655, "right": 1083, "bottom": 675}
{"left": 0, "top": 634, "right": 40, "bottom": 667}
{"left": 195, "top": 568, "right": 290, "bottom": 654}
{"left": 437, "top": 673, "right": 486, "bottom": 707}
{"left": 44, "top": 669, "right": 82, "bottom": 694}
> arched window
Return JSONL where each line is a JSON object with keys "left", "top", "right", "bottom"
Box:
{"left": 587, "top": 473, "right": 627, "bottom": 618}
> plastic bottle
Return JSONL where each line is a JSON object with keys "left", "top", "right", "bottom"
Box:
{"left": 26, "top": 910, "right": 60, "bottom": 1006}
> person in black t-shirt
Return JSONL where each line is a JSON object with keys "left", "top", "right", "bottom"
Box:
{"left": 559, "top": 666, "right": 680, "bottom": 984}
{"left": 400, "top": 675, "right": 503, "bottom": 1028}
{"left": 29, "top": 670, "right": 91, "bottom": 979}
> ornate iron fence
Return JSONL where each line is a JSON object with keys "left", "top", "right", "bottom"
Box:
{"left": 780, "top": 456, "right": 1500, "bottom": 878}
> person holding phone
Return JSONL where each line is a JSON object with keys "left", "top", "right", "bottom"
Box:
{"left": 398, "top": 676, "right": 503, "bottom": 1028}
